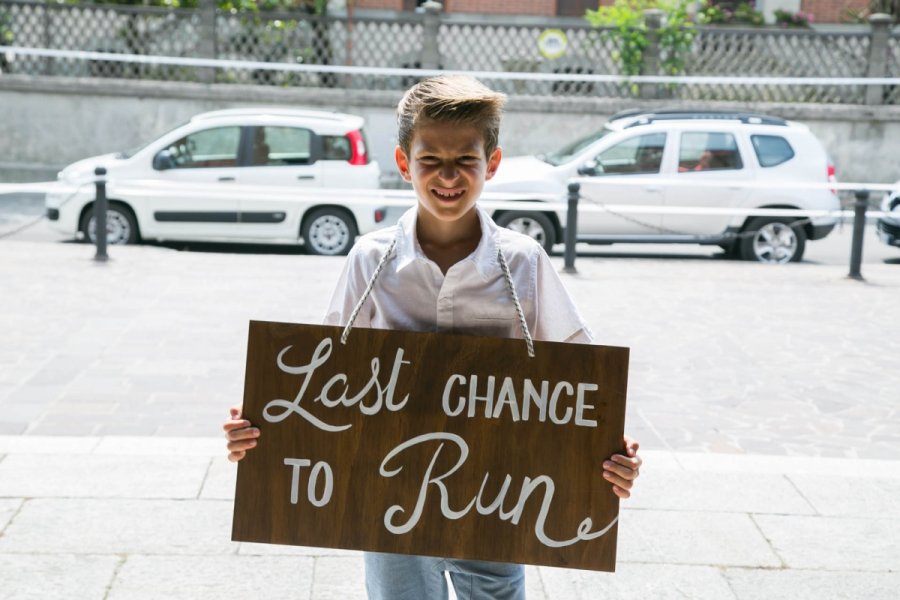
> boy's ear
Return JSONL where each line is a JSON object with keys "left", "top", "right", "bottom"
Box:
{"left": 395, "top": 146, "right": 412, "bottom": 183}
{"left": 485, "top": 146, "right": 503, "bottom": 181}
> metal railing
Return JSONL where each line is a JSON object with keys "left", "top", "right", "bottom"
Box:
{"left": 1, "top": 0, "right": 897, "bottom": 103}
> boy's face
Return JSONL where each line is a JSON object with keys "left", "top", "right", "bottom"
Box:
{"left": 395, "top": 120, "right": 502, "bottom": 226}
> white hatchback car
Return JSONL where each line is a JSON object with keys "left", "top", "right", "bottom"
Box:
{"left": 45, "top": 108, "right": 381, "bottom": 255}
{"left": 486, "top": 110, "right": 839, "bottom": 263}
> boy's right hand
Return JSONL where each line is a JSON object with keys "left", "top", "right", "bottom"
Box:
{"left": 223, "top": 406, "right": 260, "bottom": 462}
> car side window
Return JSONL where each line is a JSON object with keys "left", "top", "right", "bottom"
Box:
{"left": 678, "top": 132, "right": 743, "bottom": 172}
{"left": 751, "top": 135, "right": 795, "bottom": 167}
{"left": 322, "top": 135, "right": 352, "bottom": 161}
{"left": 162, "top": 127, "right": 241, "bottom": 169}
{"left": 252, "top": 126, "right": 313, "bottom": 166}
{"left": 591, "top": 133, "right": 666, "bottom": 175}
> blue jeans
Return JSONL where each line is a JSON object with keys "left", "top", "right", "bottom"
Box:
{"left": 364, "top": 552, "right": 526, "bottom": 600}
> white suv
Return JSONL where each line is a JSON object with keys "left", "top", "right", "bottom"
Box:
{"left": 45, "top": 108, "right": 381, "bottom": 255}
{"left": 486, "top": 110, "right": 839, "bottom": 263}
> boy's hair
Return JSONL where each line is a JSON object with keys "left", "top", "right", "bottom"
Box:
{"left": 397, "top": 75, "right": 507, "bottom": 157}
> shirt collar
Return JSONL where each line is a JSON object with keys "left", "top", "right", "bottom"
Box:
{"left": 394, "top": 205, "right": 499, "bottom": 281}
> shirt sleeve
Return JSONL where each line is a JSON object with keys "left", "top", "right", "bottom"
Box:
{"left": 323, "top": 247, "right": 374, "bottom": 328}
{"left": 531, "top": 249, "right": 594, "bottom": 344}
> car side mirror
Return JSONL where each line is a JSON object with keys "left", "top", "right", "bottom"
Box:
{"left": 153, "top": 149, "right": 175, "bottom": 171}
{"left": 577, "top": 160, "right": 600, "bottom": 176}
{"left": 578, "top": 160, "right": 603, "bottom": 177}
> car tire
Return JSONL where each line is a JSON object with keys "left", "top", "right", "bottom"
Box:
{"left": 80, "top": 202, "right": 139, "bottom": 245}
{"left": 302, "top": 208, "right": 358, "bottom": 256}
{"left": 739, "top": 217, "right": 806, "bottom": 263}
{"left": 494, "top": 211, "right": 556, "bottom": 252}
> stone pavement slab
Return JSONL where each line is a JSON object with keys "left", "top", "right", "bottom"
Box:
{"left": 753, "top": 514, "right": 900, "bottom": 571}
{"left": 724, "top": 568, "right": 900, "bottom": 600}
{"left": 310, "top": 556, "right": 366, "bottom": 600}
{"left": 93, "top": 436, "right": 223, "bottom": 457}
{"left": 0, "top": 498, "right": 23, "bottom": 532}
{"left": 198, "top": 456, "right": 236, "bottom": 500}
{"left": 627, "top": 470, "right": 816, "bottom": 515}
{"left": 538, "top": 563, "right": 738, "bottom": 600}
{"left": 0, "top": 498, "right": 235, "bottom": 556}
{"left": 237, "top": 542, "right": 360, "bottom": 558}
{"left": 0, "top": 554, "right": 120, "bottom": 600}
{"left": 786, "top": 474, "right": 900, "bottom": 518}
{"left": 106, "top": 555, "right": 314, "bottom": 600}
{"left": 668, "top": 451, "right": 900, "bottom": 478}
{"left": 0, "top": 454, "right": 210, "bottom": 499}
{"left": 618, "top": 509, "right": 781, "bottom": 567}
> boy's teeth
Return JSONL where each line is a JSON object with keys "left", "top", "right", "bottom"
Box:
{"left": 434, "top": 189, "right": 463, "bottom": 198}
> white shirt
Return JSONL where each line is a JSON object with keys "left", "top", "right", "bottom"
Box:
{"left": 324, "top": 206, "right": 593, "bottom": 345}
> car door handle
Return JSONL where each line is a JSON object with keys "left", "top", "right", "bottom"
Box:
{"left": 644, "top": 186, "right": 663, "bottom": 193}
{"left": 297, "top": 175, "right": 316, "bottom": 180}
{"left": 218, "top": 177, "right": 235, "bottom": 182}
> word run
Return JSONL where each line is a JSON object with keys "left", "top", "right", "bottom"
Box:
{"left": 380, "top": 433, "right": 617, "bottom": 548}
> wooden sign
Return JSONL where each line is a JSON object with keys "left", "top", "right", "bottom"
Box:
{"left": 232, "top": 321, "right": 629, "bottom": 572}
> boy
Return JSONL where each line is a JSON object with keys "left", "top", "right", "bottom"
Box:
{"left": 225, "top": 75, "right": 641, "bottom": 599}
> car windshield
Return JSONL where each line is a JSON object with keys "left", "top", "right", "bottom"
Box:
{"left": 117, "top": 120, "right": 191, "bottom": 159}
{"left": 540, "top": 128, "right": 612, "bottom": 166}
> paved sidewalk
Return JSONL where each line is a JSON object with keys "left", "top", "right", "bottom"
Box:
{"left": 1, "top": 240, "right": 898, "bottom": 456}
{"left": 1, "top": 239, "right": 899, "bottom": 598}
{"left": 0, "top": 436, "right": 898, "bottom": 599}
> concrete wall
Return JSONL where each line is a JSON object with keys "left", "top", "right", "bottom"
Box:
{"left": 2, "top": 75, "right": 900, "bottom": 185}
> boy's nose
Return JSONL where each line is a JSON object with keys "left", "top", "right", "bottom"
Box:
{"left": 438, "top": 164, "right": 459, "bottom": 180}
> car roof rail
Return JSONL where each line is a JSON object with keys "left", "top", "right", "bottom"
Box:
{"left": 608, "top": 108, "right": 648, "bottom": 122}
{"left": 621, "top": 110, "right": 787, "bottom": 127}
{"left": 192, "top": 108, "right": 351, "bottom": 122}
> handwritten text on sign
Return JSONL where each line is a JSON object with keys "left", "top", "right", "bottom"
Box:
{"left": 232, "top": 321, "right": 629, "bottom": 571}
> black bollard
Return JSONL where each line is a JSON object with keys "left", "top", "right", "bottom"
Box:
{"left": 847, "top": 190, "right": 868, "bottom": 281}
{"left": 563, "top": 182, "right": 580, "bottom": 273}
{"left": 93, "top": 166, "right": 108, "bottom": 262}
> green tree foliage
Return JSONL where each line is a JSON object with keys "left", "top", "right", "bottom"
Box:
{"left": 585, "top": 0, "right": 697, "bottom": 78}
{"left": 697, "top": 1, "right": 764, "bottom": 26}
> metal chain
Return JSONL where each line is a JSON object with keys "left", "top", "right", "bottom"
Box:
{"left": 0, "top": 182, "right": 91, "bottom": 241}
{"left": 578, "top": 193, "right": 816, "bottom": 243}
{"left": 0, "top": 213, "right": 46, "bottom": 240}
{"left": 497, "top": 246, "right": 535, "bottom": 359}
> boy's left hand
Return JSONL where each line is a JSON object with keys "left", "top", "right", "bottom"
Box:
{"left": 603, "top": 435, "right": 642, "bottom": 499}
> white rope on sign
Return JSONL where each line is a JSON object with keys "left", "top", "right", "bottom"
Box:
{"left": 4, "top": 46, "right": 900, "bottom": 87}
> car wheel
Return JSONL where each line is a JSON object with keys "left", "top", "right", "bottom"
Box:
{"left": 302, "top": 208, "right": 358, "bottom": 256}
{"left": 740, "top": 217, "right": 806, "bottom": 263}
{"left": 81, "top": 203, "right": 139, "bottom": 245}
{"left": 495, "top": 211, "right": 556, "bottom": 252}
